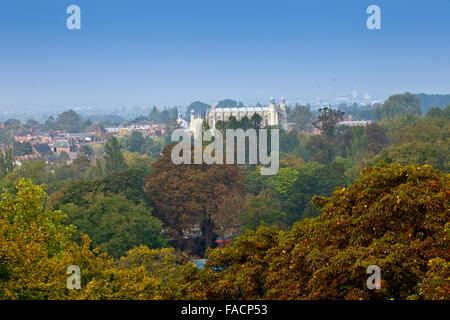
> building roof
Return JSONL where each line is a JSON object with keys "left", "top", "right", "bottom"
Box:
{"left": 32, "top": 143, "right": 52, "bottom": 155}
{"left": 336, "top": 120, "right": 371, "bottom": 127}
{"left": 52, "top": 140, "right": 71, "bottom": 148}
{"left": 208, "top": 107, "right": 270, "bottom": 113}
{"left": 85, "top": 122, "right": 107, "bottom": 134}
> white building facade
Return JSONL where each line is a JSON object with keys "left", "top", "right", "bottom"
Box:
{"left": 189, "top": 98, "right": 288, "bottom": 134}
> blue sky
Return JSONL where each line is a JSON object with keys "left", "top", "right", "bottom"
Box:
{"left": 1, "top": 0, "right": 449, "bottom": 111}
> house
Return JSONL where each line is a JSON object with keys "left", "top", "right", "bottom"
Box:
{"left": 32, "top": 143, "right": 52, "bottom": 156}
{"left": 50, "top": 139, "right": 73, "bottom": 153}
{"left": 85, "top": 122, "right": 107, "bottom": 140}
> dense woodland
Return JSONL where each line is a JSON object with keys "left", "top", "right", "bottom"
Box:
{"left": 0, "top": 92, "right": 448, "bottom": 299}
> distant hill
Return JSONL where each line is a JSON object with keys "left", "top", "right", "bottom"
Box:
{"left": 87, "top": 114, "right": 126, "bottom": 123}
{"left": 416, "top": 93, "right": 450, "bottom": 114}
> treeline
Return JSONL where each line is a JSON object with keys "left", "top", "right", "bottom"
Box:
{"left": 0, "top": 92, "right": 449, "bottom": 299}
{"left": 0, "top": 162, "right": 447, "bottom": 299}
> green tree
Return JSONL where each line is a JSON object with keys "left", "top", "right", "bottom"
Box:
{"left": 0, "top": 149, "right": 15, "bottom": 179}
{"left": 149, "top": 106, "right": 161, "bottom": 123}
{"left": 57, "top": 151, "right": 70, "bottom": 164}
{"left": 56, "top": 109, "right": 81, "bottom": 133}
{"left": 12, "top": 141, "right": 33, "bottom": 156}
{"left": 364, "top": 123, "right": 388, "bottom": 155}
{"left": 313, "top": 106, "right": 345, "bottom": 140}
{"left": 426, "top": 107, "right": 442, "bottom": 118}
{"left": 61, "top": 193, "right": 166, "bottom": 258}
{"left": 289, "top": 104, "right": 314, "bottom": 131}
{"left": 239, "top": 192, "right": 289, "bottom": 231}
{"left": 373, "top": 92, "right": 421, "bottom": 120}
{"left": 79, "top": 144, "right": 94, "bottom": 157}
{"left": 125, "top": 131, "right": 146, "bottom": 153}
{"left": 104, "top": 137, "right": 127, "bottom": 174}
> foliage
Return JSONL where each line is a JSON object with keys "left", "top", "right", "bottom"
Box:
{"left": 364, "top": 123, "right": 388, "bottom": 155}
{"left": 373, "top": 117, "right": 450, "bottom": 173}
{"left": 239, "top": 192, "right": 289, "bottom": 231}
{"left": 146, "top": 144, "right": 245, "bottom": 253}
{"left": 56, "top": 109, "right": 81, "bottom": 133}
{"left": 374, "top": 92, "right": 421, "bottom": 120}
{"left": 104, "top": 137, "right": 127, "bottom": 174}
{"left": 180, "top": 163, "right": 449, "bottom": 300}
{"left": 124, "top": 131, "right": 146, "bottom": 153}
{"left": 0, "top": 149, "right": 15, "bottom": 179}
{"left": 288, "top": 105, "right": 314, "bottom": 132}
{"left": 12, "top": 141, "right": 33, "bottom": 156}
{"left": 312, "top": 107, "right": 345, "bottom": 139}
{"left": 61, "top": 193, "right": 166, "bottom": 258}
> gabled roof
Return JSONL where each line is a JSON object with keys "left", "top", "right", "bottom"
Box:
{"left": 52, "top": 140, "right": 71, "bottom": 148}
{"left": 85, "top": 122, "right": 107, "bottom": 134}
{"left": 32, "top": 143, "right": 52, "bottom": 155}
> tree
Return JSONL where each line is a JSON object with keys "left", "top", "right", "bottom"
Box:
{"left": 0, "top": 160, "right": 51, "bottom": 192}
{"left": 160, "top": 109, "right": 171, "bottom": 123}
{"left": 250, "top": 113, "right": 262, "bottom": 128}
{"left": 149, "top": 106, "right": 161, "bottom": 123}
{"left": 364, "top": 123, "right": 388, "bottom": 155}
{"left": 0, "top": 149, "right": 15, "bottom": 179}
{"left": 146, "top": 144, "right": 245, "bottom": 254}
{"left": 284, "top": 160, "right": 349, "bottom": 224}
{"left": 179, "top": 163, "right": 449, "bottom": 300}
{"left": 12, "top": 141, "right": 33, "bottom": 156}
{"left": 239, "top": 192, "right": 289, "bottom": 231}
{"left": 79, "top": 144, "right": 94, "bottom": 157}
{"left": 61, "top": 193, "right": 166, "bottom": 258}
{"left": 305, "top": 135, "right": 334, "bottom": 164}
{"left": 185, "top": 101, "right": 210, "bottom": 119}
{"left": 289, "top": 105, "right": 314, "bottom": 132}
{"left": 57, "top": 151, "right": 70, "bottom": 164}
{"left": 56, "top": 109, "right": 81, "bottom": 133}
{"left": 24, "top": 119, "right": 40, "bottom": 130}
{"left": 104, "top": 137, "right": 127, "bottom": 174}
{"left": 373, "top": 117, "right": 450, "bottom": 173}
{"left": 313, "top": 106, "right": 344, "bottom": 139}
{"left": 426, "top": 107, "right": 442, "bottom": 118}
{"left": 43, "top": 116, "right": 57, "bottom": 131}
{"left": 373, "top": 92, "right": 421, "bottom": 120}
{"left": 125, "top": 131, "right": 146, "bottom": 153}
{"left": 5, "top": 119, "right": 21, "bottom": 126}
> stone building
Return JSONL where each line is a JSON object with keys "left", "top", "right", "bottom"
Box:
{"left": 189, "top": 97, "right": 288, "bottom": 135}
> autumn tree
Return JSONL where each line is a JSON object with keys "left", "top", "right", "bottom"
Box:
{"left": 181, "top": 163, "right": 449, "bottom": 300}
{"left": 0, "top": 179, "right": 189, "bottom": 300}
{"left": 146, "top": 144, "right": 245, "bottom": 254}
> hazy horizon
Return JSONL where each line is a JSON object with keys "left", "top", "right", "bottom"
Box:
{"left": 1, "top": 0, "right": 450, "bottom": 112}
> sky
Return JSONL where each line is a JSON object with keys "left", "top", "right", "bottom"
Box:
{"left": 1, "top": 0, "right": 450, "bottom": 112}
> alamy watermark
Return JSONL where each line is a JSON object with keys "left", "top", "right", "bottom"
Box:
{"left": 171, "top": 128, "right": 279, "bottom": 175}
{"left": 366, "top": 5, "right": 381, "bottom": 30}
{"left": 366, "top": 265, "right": 381, "bottom": 290}
{"left": 66, "top": 5, "right": 81, "bottom": 30}
{"left": 66, "top": 265, "right": 81, "bottom": 289}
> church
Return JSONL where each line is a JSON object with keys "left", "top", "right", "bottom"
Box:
{"left": 189, "top": 97, "right": 288, "bottom": 135}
